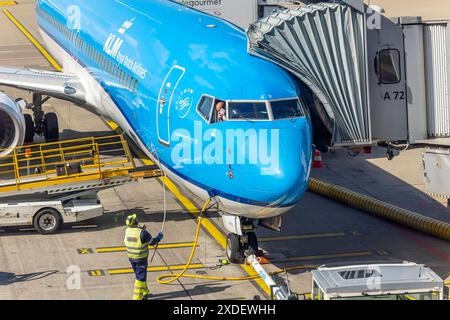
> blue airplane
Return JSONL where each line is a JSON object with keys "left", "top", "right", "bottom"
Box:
{"left": 0, "top": 0, "right": 312, "bottom": 262}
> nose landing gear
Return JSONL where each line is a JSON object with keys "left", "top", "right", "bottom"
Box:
{"left": 225, "top": 231, "right": 259, "bottom": 264}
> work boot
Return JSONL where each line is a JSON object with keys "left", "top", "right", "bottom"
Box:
{"left": 143, "top": 282, "right": 150, "bottom": 298}
{"left": 133, "top": 280, "right": 146, "bottom": 300}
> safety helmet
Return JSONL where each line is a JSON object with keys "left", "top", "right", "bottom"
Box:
{"left": 126, "top": 214, "right": 138, "bottom": 226}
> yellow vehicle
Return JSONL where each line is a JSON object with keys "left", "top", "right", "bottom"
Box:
{"left": 0, "top": 135, "right": 160, "bottom": 234}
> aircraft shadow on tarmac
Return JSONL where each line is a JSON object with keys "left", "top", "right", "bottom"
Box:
{"left": 255, "top": 146, "right": 450, "bottom": 282}
{"left": 0, "top": 271, "right": 58, "bottom": 286}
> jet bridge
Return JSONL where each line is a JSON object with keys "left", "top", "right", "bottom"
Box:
{"left": 247, "top": 1, "right": 409, "bottom": 147}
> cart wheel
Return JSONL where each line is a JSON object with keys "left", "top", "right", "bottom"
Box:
{"left": 34, "top": 209, "right": 62, "bottom": 234}
{"left": 44, "top": 113, "right": 59, "bottom": 143}
{"left": 226, "top": 233, "right": 244, "bottom": 264}
{"left": 24, "top": 114, "right": 34, "bottom": 143}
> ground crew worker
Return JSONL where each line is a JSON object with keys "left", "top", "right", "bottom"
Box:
{"left": 124, "top": 214, "right": 163, "bottom": 300}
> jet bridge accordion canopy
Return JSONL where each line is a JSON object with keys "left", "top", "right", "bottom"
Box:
{"left": 247, "top": 2, "right": 370, "bottom": 146}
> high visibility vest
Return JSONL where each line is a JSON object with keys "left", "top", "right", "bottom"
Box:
{"left": 124, "top": 227, "right": 149, "bottom": 260}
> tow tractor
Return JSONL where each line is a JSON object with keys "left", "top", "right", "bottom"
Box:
{"left": 242, "top": 259, "right": 445, "bottom": 300}
{"left": 311, "top": 262, "right": 445, "bottom": 300}
{"left": 0, "top": 134, "right": 161, "bottom": 234}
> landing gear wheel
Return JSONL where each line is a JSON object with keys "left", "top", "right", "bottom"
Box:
{"left": 24, "top": 114, "right": 34, "bottom": 143}
{"left": 34, "top": 209, "right": 62, "bottom": 234}
{"left": 247, "top": 232, "right": 259, "bottom": 255}
{"left": 44, "top": 112, "right": 59, "bottom": 143}
{"left": 226, "top": 233, "right": 244, "bottom": 264}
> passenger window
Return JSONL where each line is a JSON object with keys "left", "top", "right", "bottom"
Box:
{"left": 271, "top": 99, "right": 305, "bottom": 120}
{"left": 228, "top": 102, "right": 269, "bottom": 121}
{"left": 378, "top": 49, "right": 401, "bottom": 84}
{"left": 197, "top": 96, "right": 215, "bottom": 122}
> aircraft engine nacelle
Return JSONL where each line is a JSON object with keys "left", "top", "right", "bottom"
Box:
{"left": 0, "top": 92, "right": 26, "bottom": 157}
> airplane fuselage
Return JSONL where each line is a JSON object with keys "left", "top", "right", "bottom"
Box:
{"left": 36, "top": 0, "right": 313, "bottom": 219}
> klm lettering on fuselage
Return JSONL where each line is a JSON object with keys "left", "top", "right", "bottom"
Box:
{"left": 104, "top": 18, "right": 134, "bottom": 58}
{"left": 103, "top": 18, "right": 148, "bottom": 80}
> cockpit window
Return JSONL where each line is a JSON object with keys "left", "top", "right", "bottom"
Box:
{"left": 271, "top": 99, "right": 305, "bottom": 120}
{"left": 227, "top": 102, "right": 269, "bottom": 121}
{"left": 197, "top": 95, "right": 215, "bottom": 123}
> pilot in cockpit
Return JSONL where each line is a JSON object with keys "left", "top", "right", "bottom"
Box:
{"left": 215, "top": 101, "right": 227, "bottom": 122}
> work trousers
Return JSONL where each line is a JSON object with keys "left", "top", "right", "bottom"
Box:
{"left": 130, "top": 259, "right": 149, "bottom": 300}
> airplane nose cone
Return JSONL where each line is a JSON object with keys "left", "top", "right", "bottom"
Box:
{"left": 270, "top": 123, "right": 312, "bottom": 206}
{"left": 243, "top": 119, "right": 312, "bottom": 207}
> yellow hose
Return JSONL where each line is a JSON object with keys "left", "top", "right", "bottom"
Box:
{"left": 156, "top": 198, "right": 316, "bottom": 284}
{"left": 308, "top": 178, "right": 450, "bottom": 242}
{"left": 156, "top": 198, "right": 212, "bottom": 284}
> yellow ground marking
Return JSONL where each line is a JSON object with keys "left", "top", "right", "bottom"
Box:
{"left": 281, "top": 251, "right": 374, "bottom": 263}
{"left": 95, "top": 242, "right": 197, "bottom": 253}
{"left": 88, "top": 270, "right": 106, "bottom": 277}
{"left": 77, "top": 248, "right": 94, "bottom": 255}
{"left": 376, "top": 250, "right": 390, "bottom": 256}
{"left": 260, "top": 232, "right": 346, "bottom": 242}
{"left": 0, "top": 1, "right": 17, "bottom": 7}
{"left": 104, "top": 120, "right": 119, "bottom": 131}
{"left": 2, "top": 9, "right": 62, "bottom": 71}
{"left": 108, "top": 263, "right": 204, "bottom": 275}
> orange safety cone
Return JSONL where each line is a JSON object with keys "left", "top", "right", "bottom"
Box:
{"left": 312, "top": 150, "right": 324, "bottom": 169}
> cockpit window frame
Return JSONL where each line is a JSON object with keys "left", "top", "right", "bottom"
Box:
{"left": 196, "top": 94, "right": 216, "bottom": 124}
{"left": 196, "top": 96, "right": 307, "bottom": 124}
{"left": 269, "top": 97, "right": 307, "bottom": 120}
{"left": 226, "top": 100, "right": 272, "bottom": 122}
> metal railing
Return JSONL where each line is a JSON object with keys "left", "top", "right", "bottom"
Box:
{"left": 0, "top": 135, "right": 135, "bottom": 188}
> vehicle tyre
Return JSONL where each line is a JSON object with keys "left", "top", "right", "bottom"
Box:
{"left": 44, "top": 113, "right": 59, "bottom": 143}
{"left": 226, "top": 233, "right": 243, "bottom": 264}
{"left": 34, "top": 208, "right": 62, "bottom": 234}
{"left": 247, "top": 232, "right": 259, "bottom": 255}
{"left": 24, "top": 114, "right": 34, "bottom": 143}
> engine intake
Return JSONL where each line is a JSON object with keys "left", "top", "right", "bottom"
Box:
{"left": 0, "top": 92, "right": 25, "bottom": 157}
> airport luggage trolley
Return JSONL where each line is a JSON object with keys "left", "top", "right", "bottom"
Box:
{"left": 311, "top": 262, "right": 445, "bottom": 300}
{"left": 0, "top": 134, "right": 161, "bottom": 234}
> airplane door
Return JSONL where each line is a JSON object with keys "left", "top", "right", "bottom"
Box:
{"left": 156, "top": 65, "right": 185, "bottom": 146}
